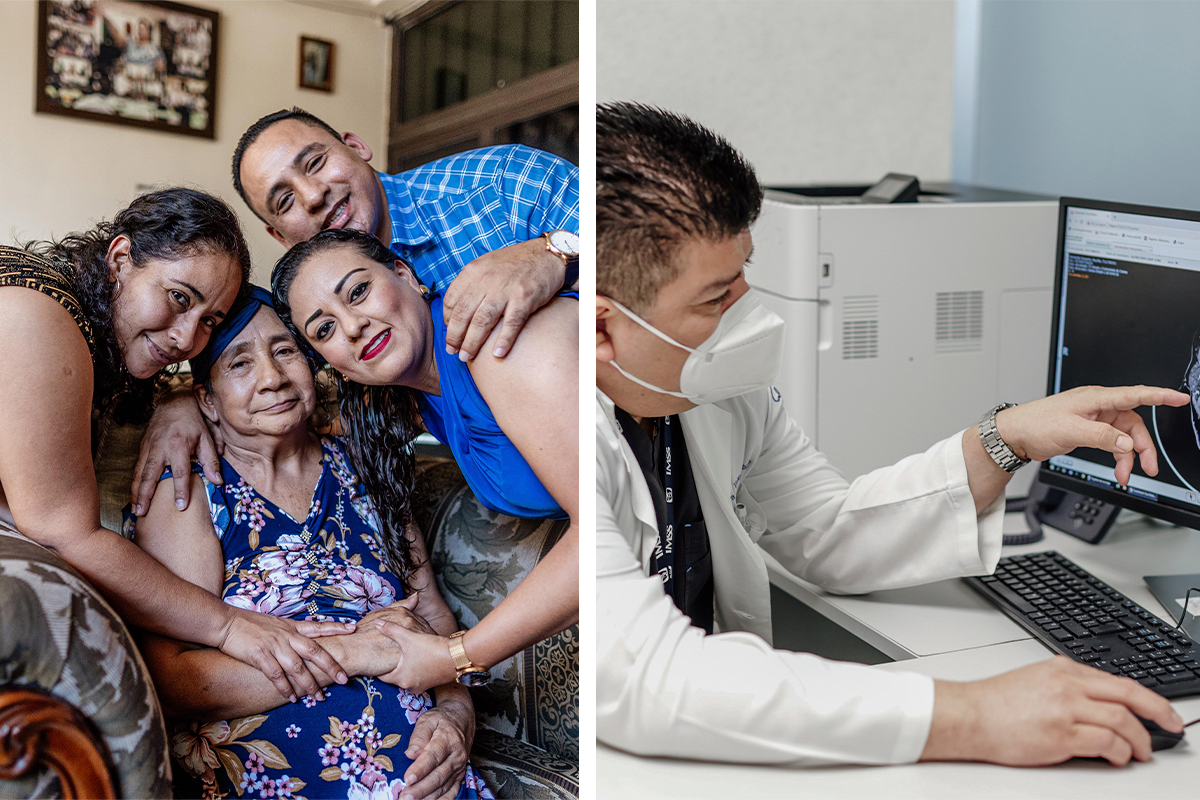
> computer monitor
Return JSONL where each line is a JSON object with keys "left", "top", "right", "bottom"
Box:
{"left": 1042, "top": 197, "right": 1200, "bottom": 531}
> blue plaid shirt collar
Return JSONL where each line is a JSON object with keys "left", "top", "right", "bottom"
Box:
{"left": 376, "top": 171, "right": 434, "bottom": 248}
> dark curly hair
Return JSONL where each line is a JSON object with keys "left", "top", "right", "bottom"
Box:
{"left": 26, "top": 187, "right": 251, "bottom": 424}
{"left": 271, "top": 228, "right": 423, "bottom": 588}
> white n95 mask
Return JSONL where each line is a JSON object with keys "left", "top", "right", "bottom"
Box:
{"left": 606, "top": 290, "right": 786, "bottom": 404}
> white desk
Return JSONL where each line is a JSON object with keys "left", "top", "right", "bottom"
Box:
{"left": 598, "top": 516, "right": 1200, "bottom": 798}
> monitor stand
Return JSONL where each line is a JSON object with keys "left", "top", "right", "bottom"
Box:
{"left": 1144, "top": 573, "right": 1200, "bottom": 641}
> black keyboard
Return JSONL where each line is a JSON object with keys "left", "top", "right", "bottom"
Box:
{"left": 964, "top": 551, "right": 1200, "bottom": 698}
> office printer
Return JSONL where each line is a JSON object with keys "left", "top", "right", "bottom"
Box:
{"left": 749, "top": 181, "right": 1058, "bottom": 492}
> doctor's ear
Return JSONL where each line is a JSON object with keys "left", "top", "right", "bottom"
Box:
{"left": 596, "top": 297, "right": 618, "bottom": 363}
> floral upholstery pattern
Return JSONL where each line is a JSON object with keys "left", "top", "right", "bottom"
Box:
{"left": 0, "top": 524, "right": 171, "bottom": 799}
{"left": 413, "top": 458, "right": 579, "bottom": 799}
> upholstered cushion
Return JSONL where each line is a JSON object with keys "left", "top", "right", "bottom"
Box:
{"left": 92, "top": 418, "right": 148, "bottom": 535}
{"left": 413, "top": 459, "right": 579, "bottom": 764}
{"left": 0, "top": 528, "right": 171, "bottom": 799}
{"left": 470, "top": 729, "right": 579, "bottom": 800}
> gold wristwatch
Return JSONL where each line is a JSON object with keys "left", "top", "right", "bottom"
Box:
{"left": 543, "top": 230, "right": 580, "bottom": 290}
{"left": 448, "top": 631, "right": 492, "bottom": 687}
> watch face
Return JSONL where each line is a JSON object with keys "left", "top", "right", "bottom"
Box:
{"left": 457, "top": 669, "right": 492, "bottom": 687}
{"left": 549, "top": 230, "right": 579, "bottom": 256}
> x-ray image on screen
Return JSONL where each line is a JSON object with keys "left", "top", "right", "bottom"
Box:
{"left": 1153, "top": 328, "right": 1200, "bottom": 494}
{"left": 1054, "top": 253, "right": 1200, "bottom": 502}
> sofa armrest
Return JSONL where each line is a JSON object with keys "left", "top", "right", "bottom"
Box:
{"left": 412, "top": 458, "right": 578, "bottom": 764}
{"left": 0, "top": 530, "right": 171, "bottom": 798}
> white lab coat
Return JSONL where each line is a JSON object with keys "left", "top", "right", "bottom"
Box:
{"left": 596, "top": 386, "right": 1006, "bottom": 766}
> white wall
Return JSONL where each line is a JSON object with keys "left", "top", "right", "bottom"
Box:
{"left": 597, "top": 0, "right": 956, "bottom": 186}
{"left": 962, "top": 0, "right": 1200, "bottom": 211}
{"left": 0, "top": 0, "right": 390, "bottom": 285}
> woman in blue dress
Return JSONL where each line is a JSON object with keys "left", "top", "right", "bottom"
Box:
{"left": 271, "top": 229, "right": 578, "bottom": 696}
{"left": 134, "top": 288, "right": 491, "bottom": 800}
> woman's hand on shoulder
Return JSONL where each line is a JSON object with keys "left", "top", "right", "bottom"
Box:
{"left": 132, "top": 386, "right": 223, "bottom": 516}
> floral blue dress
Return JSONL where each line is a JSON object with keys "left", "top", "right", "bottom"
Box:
{"left": 157, "top": 437, "right": 492, "bottom": 800}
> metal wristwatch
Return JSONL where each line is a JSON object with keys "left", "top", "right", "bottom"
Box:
{"left": 543, "top": 230, "right": 580, "bottom": 289}
{"left": 448, "top": 631, "right": 492, "bottom": 687}
{"left": 979, "top": 402, "right": 1029, "bottom": 473}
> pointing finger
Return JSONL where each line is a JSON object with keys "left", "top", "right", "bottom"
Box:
{"left": 1086, "top": 386, "right": 1189, "bottom": 412}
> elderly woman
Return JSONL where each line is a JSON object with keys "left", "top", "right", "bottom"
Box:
{"left": 271, "top": 228, "right": 578, "bottom": 694}
{"left": 0, "top": 188, "right": 351, "bottom": 709}
{"left": 133, "top": 287, "right": 491, "bottom": 800}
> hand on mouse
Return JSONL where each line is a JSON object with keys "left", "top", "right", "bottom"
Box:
{"left": 920, "top": 656, "right": 1184, "bottom": 766}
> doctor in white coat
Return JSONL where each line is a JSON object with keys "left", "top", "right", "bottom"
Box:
{"left": 595, "top": 101, "right": 1188, "bottom": 769}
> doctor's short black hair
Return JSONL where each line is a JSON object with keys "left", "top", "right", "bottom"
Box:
{"left": 597, "top": 102, "right": 763, "bottom": 314}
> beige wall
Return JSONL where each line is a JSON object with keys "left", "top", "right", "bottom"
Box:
{"left": 0, "top": 0, "right": 390, "bottom": 285}
{"left": 597, "top": 0, "right": 955, "bottom": 186}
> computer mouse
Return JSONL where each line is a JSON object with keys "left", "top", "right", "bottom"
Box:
{"left": 1138, "top": 716, "right": 1186, "bottom": 751}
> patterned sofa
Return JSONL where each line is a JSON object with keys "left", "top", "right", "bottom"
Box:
{"left": 0, "top": 419, "right": 578, "bottom": 799}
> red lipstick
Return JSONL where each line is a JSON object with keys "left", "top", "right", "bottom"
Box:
{"left": 361, "top": 329, "right": 390, "bottom": 361}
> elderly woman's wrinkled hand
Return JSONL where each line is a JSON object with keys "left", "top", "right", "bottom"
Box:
{"left": 318, "top": 599, "right": 443, "bottom": 684}
{"left": 400, "top": 693, "right": 474, "bottom": 800}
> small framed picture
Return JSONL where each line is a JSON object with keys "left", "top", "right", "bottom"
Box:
{"left": 298, "top": 36, "right": 334, "bottom": 92}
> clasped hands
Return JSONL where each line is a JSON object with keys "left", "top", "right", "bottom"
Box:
{"left": 352, "top": 594, "right": 461, "bottom": 693}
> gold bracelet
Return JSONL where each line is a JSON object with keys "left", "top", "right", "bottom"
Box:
{"left": 447, "top": 630, "right": 492, "bottom": 687}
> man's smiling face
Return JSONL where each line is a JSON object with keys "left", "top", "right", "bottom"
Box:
{"left": 238, "top": 119, "right": 388, "bottom": 248}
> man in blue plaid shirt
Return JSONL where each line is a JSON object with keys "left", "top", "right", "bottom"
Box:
{"left": 231, "top": 108, "right": 580, "bottom": 363}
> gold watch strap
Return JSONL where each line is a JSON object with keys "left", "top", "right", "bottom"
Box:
{"left": 543, "top": 231, "right": 571, "bottom": 267}
{"left": 448, "top": 630, "right": 476, "bottom": 673}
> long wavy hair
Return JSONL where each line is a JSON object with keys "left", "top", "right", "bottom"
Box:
{"left": 25, "top": 188, "right": 251, "bottom": 425}
{"left": 272, "top": 229, "right": 424, "bottom": 586}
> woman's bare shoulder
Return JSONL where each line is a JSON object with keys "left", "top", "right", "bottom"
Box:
{"left": 0, "top": 282, "right": 91, "bottom": 349}
{"left": 0, "top": 286, "right": 94, "bottom": 404}
{"left": 468, "top": 296, "right": 578, "bottom": 387}
{"left": 0, "top": 283, "right": 99, "bottom": 541}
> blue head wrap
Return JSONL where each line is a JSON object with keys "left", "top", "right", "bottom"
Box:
{"left": 189, "top": 285, "right": 275, "bottom": 386}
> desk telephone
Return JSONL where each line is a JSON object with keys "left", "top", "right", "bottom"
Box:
{"left": 1004, "top": 476, "right": 1120, "bottom": 546}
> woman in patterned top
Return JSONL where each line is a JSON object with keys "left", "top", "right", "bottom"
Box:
{"left": 0, "top": 188, "right": 356, "bottom": 709}
{"left": 134, "top": 288, "right": 490, "bottom": 800}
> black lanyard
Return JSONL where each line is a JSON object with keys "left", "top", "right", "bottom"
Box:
{"left": 655, "top": 416, "right": 677, "bottom": 598}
